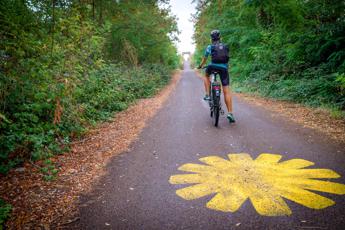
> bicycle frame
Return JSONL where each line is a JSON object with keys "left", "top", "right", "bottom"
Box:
{"left": 209, "top": 71, "right": 223, "bottom": 126}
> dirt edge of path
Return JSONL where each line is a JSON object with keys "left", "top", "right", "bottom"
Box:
{"left": 195, "top": 70, "right": 345, "bottom": 143}
{"left": 0, "top": 71, "right": 181, "bottom": 229}
{"left": 235, "top": 93, "right": 345, "bottom": 143}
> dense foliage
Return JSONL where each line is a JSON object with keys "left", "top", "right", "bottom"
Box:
{"left": 0, "top": 199, "right": 11, "bottom": 229}
{"left": 0, "top": 0, "right": 179, "bottom": 174}
{"left": 193, "top": 0, "right": 345, "bottom": 114}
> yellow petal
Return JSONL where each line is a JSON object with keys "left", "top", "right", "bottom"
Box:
{"left": 169, "top": 174, "right": 204, "bottom": 185}
{"left": 178, "top": 163, "right": 213, "bottom": 173}
{"left": 289, "top": 179, "right": 345, "bottom": 195}
{"left": 206, "top": 190, "right": 248, "bottom": 212}
{"left": 278, "top": 186, "right": 335, "bottom": 209}
{"left": 250, "top": 192, "right": 292, "bottom": 216}
{"left": 288, "top": 169, "right": 341, "bottom": 179}
{"left": 176, "top": 183, "right": 217, "bottom": 200}
{"left": 228, "top": 153, "right": 253, "bottom": 163}
{"left": 255, "top": 153, "right": 282, "bottom": 164}
{"left": 199, "top": 156, "right": 232, "bottom": 168}
{"left": 278, "top": 159, "right": 314, "bottom": 169}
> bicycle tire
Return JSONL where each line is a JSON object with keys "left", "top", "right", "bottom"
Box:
{"left": 213, "top": 96, "right": 220, "bottom": 127}
{"left": 209, "top": 85, "right": 213, "bottom": 118}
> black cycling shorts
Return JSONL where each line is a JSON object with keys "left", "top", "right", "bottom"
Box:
{"left": 205, "top": 65, "right": 230, "bottom": 86}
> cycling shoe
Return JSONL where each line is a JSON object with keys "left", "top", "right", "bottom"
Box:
{"left": 227, "top": 113, "right": 235, "bottom": 123}
{"left": 203, "top": 95, "right": 211, "bottom": 101}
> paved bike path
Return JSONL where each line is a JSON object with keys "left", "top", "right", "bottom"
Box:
{"left": 76, "top": 63, "right": 345, "bottom": 229}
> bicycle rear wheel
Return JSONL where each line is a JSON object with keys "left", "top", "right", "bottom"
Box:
{"left": 209, "top": 85, "right": 213, "bottom": 118}
{"left": 213, "top": 96, "right": 220, "bottom": 127}
{"left": 214, "top": 105, "right": 219, "bottom": 126}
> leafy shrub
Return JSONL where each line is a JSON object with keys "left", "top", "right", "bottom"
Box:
{"left": 0, "top": 199, "right": 11, "bottom": 229}
{"left": 193, "top": 0, "right": 345, "bottom": 112}
{"left": 0, "top": 0, "right": 178, "bottom": 175}
{"left": 0, "top": 63, "right": 172, "bottom": 174}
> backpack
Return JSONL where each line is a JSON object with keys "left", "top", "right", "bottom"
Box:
{"left": 211, "top": 43, "right": 229, "bottom": 63}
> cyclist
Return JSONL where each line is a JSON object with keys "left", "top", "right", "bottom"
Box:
{"left": 197, "top": 30, "right": 235, "bottom": 123}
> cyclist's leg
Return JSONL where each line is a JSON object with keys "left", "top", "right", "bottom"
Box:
{"left": 219, "top": 68, "right": 233, "bottom": 113}
{"left": 204, "top": 66, "right": 212, "bottom": 96}
{"left": 223, "top": 87, "right": 233, "bottom": 113}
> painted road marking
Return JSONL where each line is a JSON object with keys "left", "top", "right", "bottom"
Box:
{"left": 169, "top": 153, "right": 345, "bottom": 216}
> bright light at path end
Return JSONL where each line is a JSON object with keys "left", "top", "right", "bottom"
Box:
{"left": 169, "top": 0, "right": 196, "bottom": 54}
{"left": 183, "top": 54, "right": 190, "bottom": 61}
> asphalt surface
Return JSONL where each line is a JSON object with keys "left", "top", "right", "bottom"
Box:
{"left": 75, "top": 62, "right": 345, "bottom": 230}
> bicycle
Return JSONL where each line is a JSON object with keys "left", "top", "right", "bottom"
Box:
{"left": 208, "top": 70, "right": 225, "bottom": 127}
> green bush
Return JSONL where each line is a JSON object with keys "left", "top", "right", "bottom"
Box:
{"left": 0, "top": 199, "right": 11, "bottom": 230}
{"left": 0, "top": 0, "right": 179, "bottom": 174}
{"left": 0, "top": 63, "right": 172, "bottom": 174}
{"left": 193, "top": 0, "right": 345, "bottom": 112}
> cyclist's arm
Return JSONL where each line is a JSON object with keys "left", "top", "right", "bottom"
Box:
{"left": 198, "top": 45, "right": 211, "bottom": 68}
{"left": 199, "top": 57, "right": 207, "bottom": 68}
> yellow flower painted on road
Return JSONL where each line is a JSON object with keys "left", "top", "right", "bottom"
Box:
{"left": 169, "top": 153, "right": 345, "bottom": 216}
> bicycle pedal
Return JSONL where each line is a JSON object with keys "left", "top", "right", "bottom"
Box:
{"left": 220, "top": 110, "right": 225, "bottom": 115}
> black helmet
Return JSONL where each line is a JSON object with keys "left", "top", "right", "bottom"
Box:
{"left": 210, "top": 30, "right": 220, "bottom": 41}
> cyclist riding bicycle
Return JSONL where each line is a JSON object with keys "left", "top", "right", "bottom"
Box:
{"left": 198, "top": 30, "right": 235, "bottom": 123}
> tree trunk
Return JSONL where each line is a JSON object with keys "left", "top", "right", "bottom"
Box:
{"left": 99, "top": 0, "right": 103, "bottom": 24}
{"left": 92, "top": 0, "right": 95, "bottom": 19}
{"left": 218, "top": 0, "right": 222, "bottom": 15}
{"left": 51, "top": 0, "right": 55, "bottom": 58}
